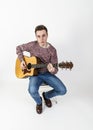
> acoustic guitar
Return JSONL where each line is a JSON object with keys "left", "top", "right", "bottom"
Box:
{"left": 15, "top": 56, "right": 73, "bottom": 78}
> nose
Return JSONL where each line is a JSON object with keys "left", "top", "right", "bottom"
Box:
{"left": 40, "top": 37, "right": 44, "bottom": 42}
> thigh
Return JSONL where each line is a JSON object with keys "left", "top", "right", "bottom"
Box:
{"left": 29, "top": 75, "right": 44, "bottom": 86}
{"left": 29, "top": 76, "right": 43, "bottom": 91}
{"left": 39, "top": 72, "right": 66, "bottom": 91}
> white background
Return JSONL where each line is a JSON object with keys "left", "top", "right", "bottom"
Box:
{"left": 0, "top": 0, "right": 93, "bottom": 130}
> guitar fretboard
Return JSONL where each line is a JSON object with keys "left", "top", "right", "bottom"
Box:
{"left": 28, "top": 63, "right": 58, "bottom": 69}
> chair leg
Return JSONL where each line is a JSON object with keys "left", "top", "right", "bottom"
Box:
{"left": 52, "top": 97, "right": 57, "bottom": 104}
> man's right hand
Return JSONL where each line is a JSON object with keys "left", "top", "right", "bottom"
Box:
{"left": 20, "top": 60, "right": 27, "bottom": 70}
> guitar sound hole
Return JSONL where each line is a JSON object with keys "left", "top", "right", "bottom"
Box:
{"left": 27, "top": 63, "right": 32, "bottom": 69}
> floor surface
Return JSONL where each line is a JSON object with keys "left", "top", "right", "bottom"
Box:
{"left": 0, "top": 81, "right": 93, "bottom": 130}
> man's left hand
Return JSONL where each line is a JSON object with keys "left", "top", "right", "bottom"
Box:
{"left": 47, "top": 63, "right": 55, "bottom": 73}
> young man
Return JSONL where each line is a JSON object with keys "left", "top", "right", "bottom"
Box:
{"left": 16, "top": 25, "right": 67, "bottom": 114}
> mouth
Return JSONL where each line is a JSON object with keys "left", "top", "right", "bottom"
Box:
{"left": 41, "top": 42, "right": 45, "bottom": 45}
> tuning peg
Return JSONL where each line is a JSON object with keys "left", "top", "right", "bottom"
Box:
{"left": 68, "top": 61, "right": 73, "bottom": 70}
{"left": 65, "top": 61, "right": 69, "bottom": 69}
{"left": 70, "top": 61, "right": 73, "bottom": 69}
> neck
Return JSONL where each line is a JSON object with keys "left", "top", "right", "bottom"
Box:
{"left": 39, "top": 42, "right": 49, "bottom": 48}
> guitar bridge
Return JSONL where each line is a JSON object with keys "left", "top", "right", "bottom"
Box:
{"left": 22, "top": 69, "right": 31, "bottom": 74}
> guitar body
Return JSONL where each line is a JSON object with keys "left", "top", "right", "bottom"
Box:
{"left": 15, "top": 56, "right": 40, "bottom": 78}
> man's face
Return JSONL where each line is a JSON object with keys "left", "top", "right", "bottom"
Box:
{"left": 35, "top": 30, "right": 48, "bottom": 45}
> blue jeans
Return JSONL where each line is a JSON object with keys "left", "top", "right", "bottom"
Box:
{"left": 28, "top": 72, "right": 67, "bottom": 105}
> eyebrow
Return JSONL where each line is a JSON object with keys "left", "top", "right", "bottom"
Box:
{"left": 37, "top": 34, "right": 46, "bottom": 37}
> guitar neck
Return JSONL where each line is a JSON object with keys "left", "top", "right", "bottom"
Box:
{"left": 31, "top": 63, "right": 58, "bottom": 69}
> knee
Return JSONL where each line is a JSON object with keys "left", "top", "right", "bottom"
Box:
{"left": 60, "top": 87, "right": 67, "bottom": 95}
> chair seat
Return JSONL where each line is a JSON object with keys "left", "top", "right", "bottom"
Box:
{"left": 41, "top": 82, "right": 48, "bottom": 86}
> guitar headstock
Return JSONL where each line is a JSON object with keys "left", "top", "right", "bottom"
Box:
{"left": 59, "top": 61, "right": 73, "bottom": 70}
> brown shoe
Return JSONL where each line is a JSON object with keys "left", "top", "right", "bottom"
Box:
{"left": 36, "top": 103, "right": 42, "bottom": 114}
{"left": 42, "top": 92, "right": 52, "bottom": 107}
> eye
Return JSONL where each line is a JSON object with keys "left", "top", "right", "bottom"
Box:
{"left": 42, "top": 34, "right": 46, "bottom": 37}
{"left": 37, "top": 35, "right": 40, "bottom": 38}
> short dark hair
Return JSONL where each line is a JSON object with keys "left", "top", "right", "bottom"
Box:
{"left": 35, "top": 25, "right": 48, "bottom": 34}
